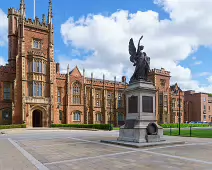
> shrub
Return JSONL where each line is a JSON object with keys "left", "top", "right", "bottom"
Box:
{"left": 0, "top": 124, "right": 26, "bottom": 129}
{"left": 51, "top": 124, "right": 113, "bottom": 130}
{"left": 160, "top": 123, "right": 210, "bottom": 128}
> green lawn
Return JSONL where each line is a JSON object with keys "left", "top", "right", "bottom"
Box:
{"left": 164, "top": 129, "right": 212, "bottom": 138}
{"left": 114, "top": 128, "right": 212, "bottom": 138}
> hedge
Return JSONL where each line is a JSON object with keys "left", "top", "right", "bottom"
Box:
{"left": 0, "top": 124, "right": 26, "bottom": 129}
{"left": 51, "top": 124, "right": 113, "bottom": 130}
{"left": 160, "top": 123, "right": 210, "bottom": 128}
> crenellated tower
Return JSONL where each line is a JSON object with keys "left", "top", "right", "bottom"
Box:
{"left": 9, "top": 0, "right": 56, "bottom": 127}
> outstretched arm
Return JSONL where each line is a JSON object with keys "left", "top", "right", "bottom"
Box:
{"left": 137, "top": 35, "right": 143, "bottom": 50}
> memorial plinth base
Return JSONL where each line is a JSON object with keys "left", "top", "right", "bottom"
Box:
{"left": 100, "top": 139, "right": 185, "bottom": 148}
{"left": 117, "top": 123, "right": 164, "bottom": 143}
{"left": 117, "top": 80, "right": 165, "bottom": 144}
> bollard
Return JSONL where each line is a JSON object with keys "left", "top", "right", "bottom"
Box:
{"left": 170, "top": 126, "right": 172, "bottom": 136}
{"left": 190, "top": 126, "right": 192, "bottom": 137}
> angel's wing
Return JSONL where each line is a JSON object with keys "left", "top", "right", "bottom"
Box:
{"left": 129, "top": 38, "right": 136, "bottom": 56}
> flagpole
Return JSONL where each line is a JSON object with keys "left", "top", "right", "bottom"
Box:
{"left": 34, "top": 0, "right": 36, "bottom": 20}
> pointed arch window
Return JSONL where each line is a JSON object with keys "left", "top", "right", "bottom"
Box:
{"left": 96, "top": 112, "right": 102, "bottom": 122}
{"left": 73, "top": 111, "right": 81, "bottom": 121}
{"left": 72, "top": 82, "right": 81, "bottom": 104}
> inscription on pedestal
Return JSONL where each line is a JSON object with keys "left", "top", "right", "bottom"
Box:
{"left": 142, "top": 96, "right": 153, "bottom": 113}
{"left": 128, "top": 95, "right": 138, "bottom": 113}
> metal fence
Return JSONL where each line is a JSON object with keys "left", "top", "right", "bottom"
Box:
{"left": 163, "top": 126, "right": 212, "bottom": 137}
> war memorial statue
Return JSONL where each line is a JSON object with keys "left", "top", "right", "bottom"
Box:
{"left": 101, "top": 36, "right": 184, "bottom": 146}
{"left": 129, "top": 36, "right": 150, "bottom": 83}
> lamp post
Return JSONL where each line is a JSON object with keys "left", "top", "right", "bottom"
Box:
{"left": 178, "top": 90, "right": 181, "bottom": 135}
{"left": 174, "top": 89, "right": 181, "bottom": 135}
{"left": 109, "top": 94, "right": 112, "bottom": 131}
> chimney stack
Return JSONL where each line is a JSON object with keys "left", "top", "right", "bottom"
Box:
{"left": 56, "top": 63, "right": 60, "bottom": 73}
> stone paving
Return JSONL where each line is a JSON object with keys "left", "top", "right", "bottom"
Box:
{"left": 1, "top": 130, "right": 212, "bottom": 170}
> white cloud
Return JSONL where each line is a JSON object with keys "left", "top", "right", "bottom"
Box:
{"left": 192, "top": 56, "right": 196, "bottom": 60}
{"left": 192, "top": 61, "right": 202, "bottom": 65}
{"left": 0, "top": 56, "right": 6, "bottom": 65}
{"left": 60, "top": 0, "right": 212, "bottom": 93}
{"left": 207, "top": 76, "right": 212, "bottom": 84}
{"left": 196, "top": 72, "right": 210, "bottom": 77}
{"left": 0, "top": 9, "right": 8, "bottom": 46}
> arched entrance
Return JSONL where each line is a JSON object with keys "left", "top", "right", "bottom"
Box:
{"left": 32, "top": 110, "right": 43, "bottom": 127}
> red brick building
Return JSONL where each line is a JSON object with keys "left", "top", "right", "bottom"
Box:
{"left": 148, "top": 68, "right": 171, "bottom": 124}
{"left": 0, "top": 0, "right": 189, "bottom": 127}
{"left": 184, "top": 91, "right": 212, "bottom": 123}
{"left": 0, "top": 0, "right": 127, "bottom": 127}
{"left": 148, "top": 69, "right": 185, "bottom": 124}
{"left": 170, "top": 83, "right": 184, "bottom": 123}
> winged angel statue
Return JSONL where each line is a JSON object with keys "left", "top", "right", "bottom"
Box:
{"left": 129, "top": 36, "right": 150, "bottom": 83}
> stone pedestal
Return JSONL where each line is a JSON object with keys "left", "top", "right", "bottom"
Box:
{"left": 117, "top": 80, "right": 164, "bottom": 143}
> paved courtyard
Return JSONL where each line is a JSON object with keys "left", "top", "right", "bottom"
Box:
{"left": 0, "top": 129, "right": 212, "bottom": 170}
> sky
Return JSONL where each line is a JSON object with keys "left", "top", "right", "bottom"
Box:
{"left": 0, "top": 0, "right": 212, "bottom": 93}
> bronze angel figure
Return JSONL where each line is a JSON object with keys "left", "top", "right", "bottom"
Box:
{"left": 129, "top": 36, "right": 150, "bottom": 83}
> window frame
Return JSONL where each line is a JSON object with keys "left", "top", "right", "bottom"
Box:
{"left": 72, "top": 82, "right": 81, "bottom": 104}
{"left": 96, "top": 113, "right": 102, "bottom": 122}
{"left": 2, "top": 109, "right": 12, "bottom": 122}
{"left": 32, "top": 39, "right": 41, "bottom": 49}
{"left": 73, "top": 111, "right": 81, "bottom": 121}
{"left": 59, "top": 111, "right": 63, "bottom": 121}
{"left": 3, "top": 82, "right": 11, "bottom": 100}
{"left": 57, "top": 88, "right": 61, "bottom": 103}
{"left": 33, "top": 81, "right": 42, "bottom": 97}
{"left": 118, "top": 113, "right": 124, "bottom": 121}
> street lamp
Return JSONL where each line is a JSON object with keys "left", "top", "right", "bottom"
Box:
{"left": 174, "top": 89, "right": 181, "bottom": 135}
{"left": 108, "top": 94, "right": 112, "bottom": 131}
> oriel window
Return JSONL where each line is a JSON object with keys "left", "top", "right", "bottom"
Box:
{"left": 33, "top": 81, "right": 42, "bottom": 97}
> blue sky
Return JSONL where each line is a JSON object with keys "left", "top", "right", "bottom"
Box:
{"left": 0, "top": 0, "right": 212, "bottom": 92}
{"left": 0, "top": 0, "right": 168, "bottom": 61}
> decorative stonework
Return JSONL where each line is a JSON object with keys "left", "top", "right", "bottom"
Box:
{"left": 25, "top": 97, "right": 51, "bottom": 104}
{"left": 28, "top": 50, "right": 45, "bottom": 57}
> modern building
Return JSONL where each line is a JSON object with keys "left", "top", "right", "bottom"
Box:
{"left": 184, "top": 91, "right": 212, "bottom": 123}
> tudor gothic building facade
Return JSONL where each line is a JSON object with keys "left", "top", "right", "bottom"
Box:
{"left": 0, "top": 0, "right": 185, "bottom": 127}
{"left": 0, "top": 0, "right": 127, "bottom": 127}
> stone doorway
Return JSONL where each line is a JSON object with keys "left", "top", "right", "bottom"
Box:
{"left": 32, "top": 110, "right": 43, "bottom": 127}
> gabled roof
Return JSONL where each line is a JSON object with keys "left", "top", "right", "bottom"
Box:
{"left": 170, "top": 83, "right": 182, "bottom": 92}
{"left": 69, "top": 66, "right": 82, "bottom": 77}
